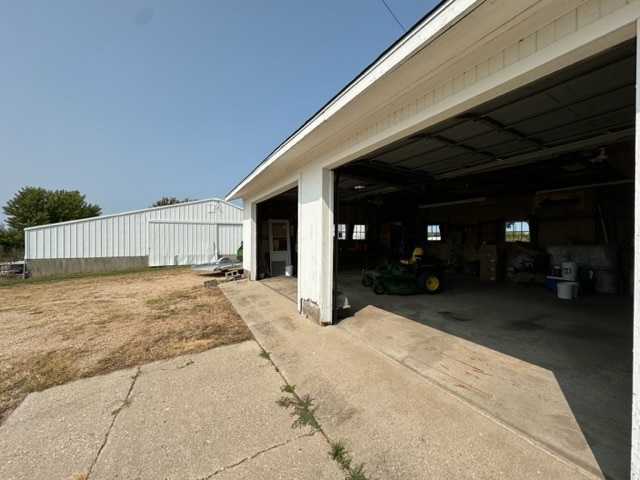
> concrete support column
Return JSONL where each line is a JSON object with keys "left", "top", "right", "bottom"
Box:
{"left": 298, "top": 167, "right": 334, "bottom": 325}
{"left": 632, "top": 20, "right": 640, "bottom": 480}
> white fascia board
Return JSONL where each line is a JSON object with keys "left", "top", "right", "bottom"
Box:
{"left": 225, "top": 0, "right": 482, "bottom": 202}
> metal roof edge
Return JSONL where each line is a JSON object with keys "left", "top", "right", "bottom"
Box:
{"left": 23, "top": 197, "right": 240, "bottom": 231}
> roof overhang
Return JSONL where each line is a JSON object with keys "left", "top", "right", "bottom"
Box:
{"left": 226, "top": 0, "right": 638, "bottom": 204}
{"left": 225, "top": 0, "right": 481, "bottom": 201}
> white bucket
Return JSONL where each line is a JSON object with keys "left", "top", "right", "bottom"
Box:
{"left": 557, "top": 281, "right": 577, "bottom": 299}
{"left": 285, "top": 265, "right": 294, "bottom": 276}
{"left": 561, "top": 262, "right": 577, "bottom": 281}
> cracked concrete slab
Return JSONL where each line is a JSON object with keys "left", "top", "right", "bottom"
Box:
{"left": 212, "top": 433, "right": 340, "bottom": 479}
{"left": 89, "top": 341, "right": 340, "bottom": 480}
{"left": 0, "top": 339, "right": 343, "bottom": 480}
{"left": 221, "top": 279, "right": 603, "bottom": 480}
{"left": 0, "top": 368, "right": 137, "bottom": 480}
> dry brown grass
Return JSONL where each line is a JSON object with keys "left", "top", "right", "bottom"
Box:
{"left": 0, "top": 267, "right": 252, "bottom": 424}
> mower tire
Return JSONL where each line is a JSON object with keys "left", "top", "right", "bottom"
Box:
{"left": 418, "top": 272, "right": 442, "bottom": 294}
{"left": 373, "top": 281, "right": 386, "bottom": 295}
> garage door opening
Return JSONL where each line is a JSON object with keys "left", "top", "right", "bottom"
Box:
{"left": 330, "top": 41, "right": 635, "bottom": 479}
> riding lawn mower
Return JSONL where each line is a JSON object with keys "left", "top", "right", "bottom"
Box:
{"left": 362, "top": 248, "right": 445, "bottom": 295}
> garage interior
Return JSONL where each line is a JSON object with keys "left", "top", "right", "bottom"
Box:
{"left": 255, "top": 40, "right": 635, "bottom": 479}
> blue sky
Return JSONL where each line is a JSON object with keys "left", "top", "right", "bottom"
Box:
{"left": 0, "top": 1, "right": 439, "bottom": 222}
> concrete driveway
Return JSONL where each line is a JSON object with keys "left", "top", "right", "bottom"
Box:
{"left": 261, "top": 271, "right": 632, "bottom": 480}
{"left": 0, "top": 274, "right": 629, "bottom": 479}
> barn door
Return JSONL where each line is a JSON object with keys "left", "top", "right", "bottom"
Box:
{"left": 268, "top": 219, "right": 291, "bottom": 276}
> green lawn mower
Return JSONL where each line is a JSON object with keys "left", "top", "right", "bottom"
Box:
{"left": 362, "top": 248, "right": 444, "bottom": 295}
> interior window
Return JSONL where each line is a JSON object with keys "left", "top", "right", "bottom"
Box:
{"left": 426, "top": 224, "right": 441, "bottom": 241}
{"left": 505, "top": 220, "right": 530, "bottom": 242}
{"left": 352, "top": 224, "right": 366, "bottom": 240}
{"left": 336, "top": 224, "right": 347, "bottom": 240}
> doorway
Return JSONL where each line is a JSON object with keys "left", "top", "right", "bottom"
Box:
{"left": 268, "top": 219, "right": 291, "bottom": 276}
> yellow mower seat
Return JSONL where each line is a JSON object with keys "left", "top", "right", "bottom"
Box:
{"left": 400, "top": 247, "right": 424, "bottom": 265}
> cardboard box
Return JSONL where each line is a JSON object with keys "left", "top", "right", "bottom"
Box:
{"left": 480, "top": 245, "right": 503, "bottom": 280}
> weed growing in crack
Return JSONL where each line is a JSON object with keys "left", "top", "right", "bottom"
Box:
{"left": 330, "top": 441, "right": 352, "bottom": 471}
{"left": 176, "top": 358, "right": 194, "bottom": 369}
{"left": 276, "top": 384, "right": 320, "bottom": 431}
{"left": 259, "top": 348, "right": 278, "bottom": 371}
{"left": 281, "top": 383, "right": 295, "bottom": 394}
{"left": 258, "top": 349, "right": 271, "bottom": 360}
{"left": 330, "top": 440, "right": 370, "bottom": 480}
{"left": 346, "top": 463, "right": 368, "bottom": 480}
{"left": 276, "top": 384, "right": 370, "bottom": 479}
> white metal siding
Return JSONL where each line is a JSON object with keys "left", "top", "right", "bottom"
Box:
{"left": 147, "top": 221, "right": 242, "bottom": 267}
{"left": 217, "top": 224, "right": 243, "bottom": 255}
{"left": 24, "top": 198, "right": 242, "bottom": 266}
{"left": 26, "top": 211, "right": 150, "bottom": 259}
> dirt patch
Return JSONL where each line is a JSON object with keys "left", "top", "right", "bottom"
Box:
{"left": 0, "top": 268, "right": 252, "bottom": 424}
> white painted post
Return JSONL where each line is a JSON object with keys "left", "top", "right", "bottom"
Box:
{"left": 320, "top": 168, "right": 335, "bottom": 325}
{"left": 632, "top": 19, "right": 640, "bottom": 480}
{"left": 297, "top": 166, "right": 334, "bottom": 325}
{"left": 243, "top": 201, "right": 256, "bottom": 280}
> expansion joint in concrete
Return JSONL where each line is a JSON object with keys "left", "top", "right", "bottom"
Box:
{"left": 256, "top": 339, "right": 333, "bottom": 447}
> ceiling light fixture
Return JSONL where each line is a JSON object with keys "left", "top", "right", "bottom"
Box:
{"left": 591, "top": 147, "right": 609, "bottom": 163}
{"left": 418, "top": 197, "right": 487, "bottom": 209}
{"left": 536, "top": 179, "right": 632, "bottom": 195}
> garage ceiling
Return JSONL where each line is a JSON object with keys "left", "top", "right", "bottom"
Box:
{"left": 336, "top": 40, "right": 636, "bottom": 206}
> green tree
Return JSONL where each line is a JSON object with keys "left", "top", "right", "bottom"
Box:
{"left": 151, "top": 197, "right": 195, "bottom": 207}
{"left": 0, "top": 222, "right": 21, "bottom": 250}
{"left": 0, "top": 222, "right": 23, "bottom": 260}
{"left": 2, "top": 187, "right": 101, "bottom": 248}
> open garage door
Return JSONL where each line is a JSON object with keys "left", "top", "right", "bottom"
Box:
{"left": 335, "top": 40, "right": 634, "bottom": 213}
{"left": 332, "top": 40, "right": 634, "bottom": 480}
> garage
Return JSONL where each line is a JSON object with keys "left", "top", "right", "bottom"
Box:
{"left": 227, "top": 1, "right": 639, "bottom": 477}
{"left": 249, "top": 41, "right": 634, "bottom": 478}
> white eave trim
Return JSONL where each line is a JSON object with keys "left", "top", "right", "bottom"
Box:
{"left": 225, "top": 0, "right": 481, "bottom": 201}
